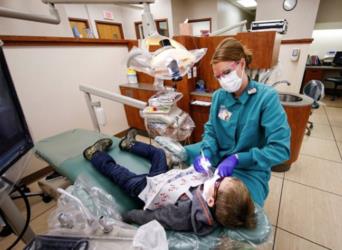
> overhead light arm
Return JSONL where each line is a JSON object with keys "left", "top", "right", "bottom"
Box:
{"left": 210, "top": 20, "right": 247, "bottom": 36}
{"left": 0, "top": 0, "right": 154, "bottom": 25}
{"left": 0, "top": 3, "right": 60, "bottom": 24}
{"left": 42, "top": 0, "right": 154, "bottom": 4}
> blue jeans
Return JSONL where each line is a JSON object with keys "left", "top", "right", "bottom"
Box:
{"left": 91, "top": 141, "right": 168, "bottom": 199}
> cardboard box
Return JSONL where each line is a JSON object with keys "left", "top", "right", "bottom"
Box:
{"left": 179, "top": 23, "right": 193, "bottom": 36}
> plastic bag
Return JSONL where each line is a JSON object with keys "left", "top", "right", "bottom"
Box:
{"left": 167, "top": 204, "right": 273, "bottom": 250}
{"left": 145, "top": 113, "right": 195, "bottom": 141}
{"left": 142, "top": 89, "right": 195, "bottom": 141}
{"left": 133, "top": 220, "right": 168, "bottom": 250}
{"left": 48, "top": 174, "right": 136, "bottom": 238}
{"left": 154, "top": 136, "right": 187, "bottom": 162}
{"left": 127, "top": 45, "right": 207, "bottom": 81}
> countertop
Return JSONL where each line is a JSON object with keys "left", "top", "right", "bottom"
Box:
{"left": 190, "top": 91, "right": 213, "bottom": 97}
{"left": 306, "top": 65, "right": 342, "bottom": 70}
{"left": 120, "top": 83, "right": 160, "bottom": 91}
{"left": 278, "top": 92, "right": 313, "bottom": 107}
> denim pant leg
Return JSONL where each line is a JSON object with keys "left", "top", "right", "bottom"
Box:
{"left": 129, "top": 141, "right": 168, "bottom": 176}
{"left": 90, "top": 151, "right": 147, "bottom": 198}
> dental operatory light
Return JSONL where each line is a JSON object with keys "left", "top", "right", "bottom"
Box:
{"left": 127, "top": 3, "right": 207, "bottom": 87}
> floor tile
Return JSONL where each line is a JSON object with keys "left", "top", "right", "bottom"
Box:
{"left": 338, "top": 142, "right": 342, "bottom": 157}
{"left": 305, "top": 123, "right": 335, "bottom": 141}
{"left": 0, "top": 235, "right": 25, "bottom": 250}
{"left": 312, "top": 106, "right": 326, "bottom": 115}
{"left": 321, "top": 96, "right": 342, "bottom": 108}
{"left": 29, "top": 206, "right": 56, "bottom": 234}
{"left": 278, "top": 181, "right": 342, "bottom": 250}
{"left": 274, "top": 229, "right": 329, "bottom": 250}
{"left": 326, "top": 107, "right": 342, "bottom": 127}
{"left": 264, "top": 176, "right": 282, "bottom": 226}
{"left": 301, "top": 136, "right": 341, "bottom": 162}
{"left": 287, "top": 154, "right": 342, "bottom": 196}
{"left": 309, "top": 112, "right": 330, "bottom": 125}
{"left": 271, "top": 171, "right": 284, "bottom": 178}
{"left": 14, "top": 182, "right": 56, "bottom": 220}
{"left": 332, "top": 126, "right": 342, "bottom": 142}
{"left": 1, "top": 206, "right": 56, "bottom": 250}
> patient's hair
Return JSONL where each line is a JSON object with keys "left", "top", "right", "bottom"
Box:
{"left": 215, "top": 177, "right": 256, "bottom": 229}
{"left": 211, "top": 37, "right": 253, "bottom": 67}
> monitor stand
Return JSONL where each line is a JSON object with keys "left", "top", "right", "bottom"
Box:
{"left": 0, "top": 180, "right": 35, "bottom": 244}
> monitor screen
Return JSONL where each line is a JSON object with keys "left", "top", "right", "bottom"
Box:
{"left": 0, "top": 46, "right": 33, "bottom": 176}
{"left": 333, "top": 51, "right": 342, "bottom": 66}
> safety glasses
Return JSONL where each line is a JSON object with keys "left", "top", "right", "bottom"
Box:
{"left": 213, "top": 177, "right": 224, "bottom": 203}
{"left": 215, "top": 61, "right": 240, "bottom": 80}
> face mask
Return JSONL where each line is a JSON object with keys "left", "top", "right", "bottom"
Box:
{"left": 218, "top": 69, "right": 244, "bottom": 93}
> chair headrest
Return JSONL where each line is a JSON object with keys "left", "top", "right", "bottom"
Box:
{"left": 303, "top": 80, "right": 325, "bottom": 102}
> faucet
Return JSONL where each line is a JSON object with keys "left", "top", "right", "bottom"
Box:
{"left": 270, "top": 80, "right": 291, "bottom": 87}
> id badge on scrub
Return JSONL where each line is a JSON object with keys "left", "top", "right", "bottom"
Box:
{"left": 218, "top": 105, "right": 232, "bottom": 121}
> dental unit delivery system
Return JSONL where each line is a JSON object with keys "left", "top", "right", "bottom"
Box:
{"left": 80, "top": 84, "right": 195, "bottom": 142}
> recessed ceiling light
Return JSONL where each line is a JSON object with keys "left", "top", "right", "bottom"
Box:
{"left": 237, "top": 0, "right": 257, "bottom": 8}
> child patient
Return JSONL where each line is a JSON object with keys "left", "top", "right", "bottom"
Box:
{"left": 83, "top": 129, "right": 256, "bottom": 236}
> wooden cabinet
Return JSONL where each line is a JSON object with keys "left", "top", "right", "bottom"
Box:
{"left": 174, "top": 31, "right": 281, "bottom": 92}
{"left": 190, "top": 105, "right": 210, "bottom": 142}
{"left": 189, "top": 93, "right": 212, "bottom": 142}
{"left": 273, "top": 104, "right": 312, "bottom": 171}
{"left": 120, "top": 85, "right": 156, "bottom": 130}
{"left": 302, "top": 68, "right": 323, "bottom": 85}
{"left": 236, "top": 31, "right": 281, "bottom": 70}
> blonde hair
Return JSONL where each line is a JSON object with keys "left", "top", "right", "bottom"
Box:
{"left": 211, "top": 38, "right": 253, "bottom": 67}
{"left": 215, "top": 178, "right": 256, "bottom": 229}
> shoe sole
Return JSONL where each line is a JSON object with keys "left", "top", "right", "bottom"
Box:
{"left": 84, "top": 138, "right": 113, "bottom": 160}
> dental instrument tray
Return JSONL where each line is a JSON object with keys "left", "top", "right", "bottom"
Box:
{"left": 148, "top": 89, "right": 183, "bottom": 107}
{"left": 142, "top": 106, "right": 171, "bottom": 114}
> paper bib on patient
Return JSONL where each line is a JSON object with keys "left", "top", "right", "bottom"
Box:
{"left": 139, "top": 166, "right": 208, "bottom": 210}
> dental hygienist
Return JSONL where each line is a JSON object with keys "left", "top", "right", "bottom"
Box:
{"left": 189, "top": 38, "right": 291, "bottom": 207}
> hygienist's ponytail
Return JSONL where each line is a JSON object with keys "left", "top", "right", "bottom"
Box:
{"left": 211, "top": 38, "right": 253, "bottom": 68}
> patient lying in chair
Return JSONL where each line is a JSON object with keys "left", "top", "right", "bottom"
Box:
{"left": 83, "top": 129, "right": 256, "bottom": 236}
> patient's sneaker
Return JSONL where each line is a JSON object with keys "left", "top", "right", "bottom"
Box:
{"left": 83, "top": 138, "right": 113, "bottom": 161}
{"left": 119, "top": 128, "right": 138, "bottom": 151}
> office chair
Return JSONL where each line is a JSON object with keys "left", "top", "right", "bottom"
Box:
{"left": 325, "top": 51, "right": 342, "bottom": 100}
{"left": 303, "top": 80, "right": 325, "bottom": 136}
{"left": 325, "top": 76, "right": 342, "bottom": 101}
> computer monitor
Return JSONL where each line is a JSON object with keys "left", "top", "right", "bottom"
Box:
{"left": 0, "top": 45, "right": 33, "bottom": 176}
{"left": 333, "top": 51, "right": 342, "bottom": 66}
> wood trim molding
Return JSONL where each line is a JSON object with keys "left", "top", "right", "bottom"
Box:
{"left": 0, "top": 35, "right": 134, "bottom": 46}
{"left": 281, "top": 38, "right": 314, "bottom": 44}
{"left": 188, "top": 18, "right": 212, "bottom": 33}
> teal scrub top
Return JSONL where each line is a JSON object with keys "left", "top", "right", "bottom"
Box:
{"left": 198, "top": 80, "right": 290, "bottom": 206}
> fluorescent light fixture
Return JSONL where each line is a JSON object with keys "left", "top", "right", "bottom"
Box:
{"left": 237, "top": 0, "right": 257, "bottom": 8}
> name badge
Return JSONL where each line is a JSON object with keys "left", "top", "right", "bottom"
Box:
{"left": 218, "top": 105, "right": 232, "bottom": 121}
{"left": 247, "top": 88, "right": 257, "bottom": 95}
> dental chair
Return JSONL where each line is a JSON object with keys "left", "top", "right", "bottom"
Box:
{"left": 303, "top": 80, "right": 325, "bottom": 136}
{"left": 34, "top": 128, "right": 272, "bottom": 248}
{"left": 33, "top": 85, "right": 272, "bottom": 248}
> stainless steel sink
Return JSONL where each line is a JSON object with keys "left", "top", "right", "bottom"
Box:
{"left": 278, "top": 93, "right": 303, "bottom": 102}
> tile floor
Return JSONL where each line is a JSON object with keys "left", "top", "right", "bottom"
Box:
{"left": 1, "top": 96, "right": 342, "bottom": 250}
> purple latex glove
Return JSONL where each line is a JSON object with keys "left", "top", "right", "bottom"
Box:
{"left": 193, "top": 155, "right": 212, "bottom": 174}
{"left": 217, "top": 154, "right": 239, "bottom": 177}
